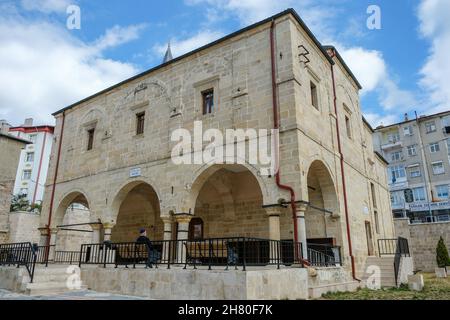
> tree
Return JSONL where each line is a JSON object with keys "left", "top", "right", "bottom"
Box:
{"left": 436, "top": 236, "right": 450, "bottom": 268}
{"left": 10, "top": 194, "right": 30, "bottom": 212}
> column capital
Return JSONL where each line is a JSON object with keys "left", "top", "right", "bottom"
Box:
{"left": 161, "top": 215, "right": 174, "bottom": 224}
{"left": 89, "top": 223, "right": 103, "bottom": 230}
{"left": 50, "top": 228, "right": 59, "bottom": 234}
{"left": 38, "top": 227, "right": 49, "bottom": 236}
{"left": 295, "top": 202, "right": 308, "bottom": 213}
{"left": 263, "top": 205, "right": 283, "bottom": 217}
{"left": 103, "top": 222, "right": 116, "bottom": 229}
{"left": 174, "top": 213, "right": 194, "bottom": 224}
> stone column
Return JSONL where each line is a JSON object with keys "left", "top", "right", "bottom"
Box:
{"left": 265, "top": 206, "right": 282, "bottom": 263}
{"left": 296, "top": 203, "right": 308, "bottom": 260}
{"left": 48, "top": 228, "right": 58, "bottom": 261}
{"left": 90, "top": 223, "right": 103, "bottom": 244}
{"left": 102, "top": 222, "right": 115, "bottom": 242}
{"left": 161, "top": 216, "right": 174, "bottom": 262}
{"left": 174, "top": 214, "right": 193, "bottom": 264}
{"left": 38, "top": 227, "right": 48, "bottom": 246}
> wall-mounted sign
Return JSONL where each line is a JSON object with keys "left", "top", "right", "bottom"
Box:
{"left": 409, "top": 201, "right": 450, "bottom": 212}
{"left": 129, "top": 168, "right": 142, "bottom": 178}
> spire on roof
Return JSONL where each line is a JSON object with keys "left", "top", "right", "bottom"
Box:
{"left": 163, "top": 42, "right": 173, "bottom": 64}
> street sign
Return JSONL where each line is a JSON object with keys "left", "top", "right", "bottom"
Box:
{"left": 129, "top": 167, "right": 142, "bottom": 178}
{"left": 404, "top": 189, "right": 414, "bottom": 203}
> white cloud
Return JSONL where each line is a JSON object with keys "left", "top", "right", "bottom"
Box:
{"left": 0, "top": 13, "right": 144, "bottom": 126}
{"left": 153, "top": 30, "right": 225, "bottom": 58}
{"left": 364, "top": 112, "right": 398, "bottom": 128}
{"left": 21, "top": 0, "right": 72, "bottom": 14}
{"left": 418, "top": 0, "right": 450, "bottom": 110}
{"left": 95, "top": 24, "right": 148, "bottom": 51}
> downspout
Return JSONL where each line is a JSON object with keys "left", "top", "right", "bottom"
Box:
{"left": 45, "top": 112, "right": 66, "bottom": 247}
{"left": 328, "top": 50, "right": 359, "bottom": 281}
{"left": 270, "top": 20, "right": 308, "bottom": 265}
{"left": 32, "top": 131, "right": 47, "bottom": 205}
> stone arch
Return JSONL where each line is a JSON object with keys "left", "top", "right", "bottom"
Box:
{"left": 109, "top": 180, "right": 163, "bottom": 242}
{"left": 304, "top": 159, "right": 342, "bottom": 246}
{"left": 53, "top": 190, "right": 92, "bottom": 228}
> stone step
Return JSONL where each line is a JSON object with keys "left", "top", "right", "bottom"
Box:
{"left": 26, "top": 282, "right": 87, "bottom": 296}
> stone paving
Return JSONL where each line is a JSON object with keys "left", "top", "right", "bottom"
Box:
{"left": 0, "top": 289, "right": 150, "bottom": 300}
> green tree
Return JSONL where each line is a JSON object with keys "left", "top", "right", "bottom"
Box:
{"left": 436, "top": 236, "right": 450, "bottom": 268}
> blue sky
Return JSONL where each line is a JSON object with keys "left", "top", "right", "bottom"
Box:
{"left": 1, "top": 0, "right": 449, "bottom": 127}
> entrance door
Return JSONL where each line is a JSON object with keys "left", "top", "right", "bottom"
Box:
{"left": 365, "top": 221, "right": 374, "bottom": 256}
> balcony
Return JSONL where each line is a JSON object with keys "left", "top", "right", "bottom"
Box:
{"left": 381, "top": 140, "right": 403, "bottom": 151}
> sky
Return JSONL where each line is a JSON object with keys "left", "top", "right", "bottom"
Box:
{"left": 0, "top": 0, "right": 449, "bottom": 128}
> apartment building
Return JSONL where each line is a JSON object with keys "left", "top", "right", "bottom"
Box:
{"left": 373, "top": 111, "right": 450, "bottom": 223}
{"left": 8, "top": 119, "right": 54, "bottom": 205}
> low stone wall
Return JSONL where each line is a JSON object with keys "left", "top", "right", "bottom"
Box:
{"left": 395, "top": 218, "right": 450, "bottom": 272}
{"left": 8, "top": 211, "right": 40, "bottom": 244}
{"left": 0, "top": 267, "right": 28, "bottom": 292}
{"left": 81, "top": 267, "right": 309, "bottom": 300}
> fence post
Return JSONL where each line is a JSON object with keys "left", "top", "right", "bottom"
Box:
{"left": 242, "top": 238, "right": 246, "bottom": 272}
{"left": 103, "top": 244, "right": 107, "bottom": 268}
{"left": 167, "top": 241, "right": 171, "bottom": 270}
{"left": 276, "top": 241, "right": 280, "bottom": 270}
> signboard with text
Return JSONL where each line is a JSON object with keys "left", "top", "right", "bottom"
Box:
{"left": 409, "top": 201, "right": 450, "bottom": 212}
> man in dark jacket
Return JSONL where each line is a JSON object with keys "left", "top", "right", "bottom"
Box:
{"left": 136, "top": 228, "right": 154, "bottom": 268}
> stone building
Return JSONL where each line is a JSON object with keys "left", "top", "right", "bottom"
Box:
{"left": 39, "top": 9, "right": 395, "bottom": 280}
{"left": 0, "top": 129, "right": 30, "bottom": 243}
{"left": 373, "top": 110, "right": 450, "bottom": 223}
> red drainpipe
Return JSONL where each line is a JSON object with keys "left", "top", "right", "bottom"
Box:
{"left": 45, "top": 112, "right": 66, "bottom": 247}
{"left": 270, "top": 20, "right": 309, "bottom": 266}
{"left": 32, "top": 131, "right": 47, "bottom": 204}
{"left": 328, "top": 49, "right": 359, "bottom": 281}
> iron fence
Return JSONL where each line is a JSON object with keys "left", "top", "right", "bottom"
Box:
{"left": 0, "top": 242, "right": 37, "bottom": 282}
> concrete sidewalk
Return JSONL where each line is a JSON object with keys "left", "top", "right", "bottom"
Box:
{"left": 0, "top": 289, "right": 150, "bottom": 300}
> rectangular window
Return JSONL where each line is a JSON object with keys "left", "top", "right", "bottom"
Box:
{"left": 407, "top": 145, "right": 417, "bottom": 157}
{"left": 136, "top": 112, "right": 145, "bottom": 135}
{"left": 22, "top": 170, "right": 32, "bottom": 180}
{"left": 403, "top": 126, "right": 413, "bottom": 136}
{"left": 425, "top": 121, "right": 436, "bottom": 133}
{"left": 310, "top": 82, "right": 318, "bottom": 109}
{"left": 430, "top": 142, "right": 440, "bottom": 153}
{"left": 410, "top": 167, "right": 421, "bottom": 178}
{"left": 389, "top": 165, "right": 406, "bottom": 183}
{"left": 370, "top": 183, "right": 377, "bottom": 209}
{"left": 345, "top": 115, "right": 352, "bottom": 139}
{"left": 28, "top": 134, "right": 37, "bottom": 144}
{"left": 436, "top": 185, "right": 449, "bottom": 199}
{"left": 412, "top": 187, "right": 426, "bottom": 202}
{"left": 25, "top": 152, "right": 34, "bottom": 162}
{"left": 387, "top": 132, "right": 400, "bottom": 144}
{"left": 87, "top": 129, "right": 95, "bottom": 151}
{"left": 202, "top": 89, "right": 214, "bottom": 115}
{"left": 374, "top": 211, "right": 380, "bottom": 234}
{"left": 391, "top": 191, "right": 404, "bottom": 205}
{"left": 432, "top": 161, "right": 445, "bottom": 175}
{"left": 391, "top": 151, "right": 403, "bottom": 162}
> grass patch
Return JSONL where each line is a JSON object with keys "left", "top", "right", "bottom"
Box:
{"left": 321, "top": 273, "right": 450, "bottom": 300}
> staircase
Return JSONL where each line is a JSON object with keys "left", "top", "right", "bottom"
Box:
{"left": 20, "top": 265, "right": 87, "bottom": 296}
{"left": 362, "top": 256, "right": 397, "bottom": 288}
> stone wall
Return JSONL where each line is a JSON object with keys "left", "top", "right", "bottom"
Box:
{"left": 7, "top": 211, "right": 40, "bottom": 244}
{"left": 394, "top": 218, "right": 450, "bottom": 272}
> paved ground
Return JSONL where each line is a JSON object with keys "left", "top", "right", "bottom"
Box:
{"left": 0, "top": 289, "right": 150, "bottom": 300}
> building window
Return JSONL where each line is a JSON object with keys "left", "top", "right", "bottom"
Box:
{"left": 87, "top": 128, "right": 95, "bottom": 151}
{"left": 22, "top": 170, "right": 32, "bottom": 180}
{"left": 345, "top": 115, "right": 352, "bottom": 139}
{"left": 432, "top": 161, "right": 445, "bottom": 175}
{"left": 389, "top": 165, "right": 406, "bottom": 183}
{"left": 425, "top": 121, "right": 436, "bottom": 133}
{"left": 403, "top": 126, "right": 413, "bottom": 136}
{"left": 430, "top": 142, "right": 440, "bottom": 153}
{"left": 391, "top": 151, "right": 403, "bottom": 162}
{"left": 28, "top": 134, "right": 37, "bottom": 143}
{"left": 436, "top": 185, "right": 449, "bottom": 199}
{"left": 202, "top": 89, "right": 214, "bottom": 115}
{"left": 374, "top": 211, "right": 380, "bottom": 234}
{"left": 412, "top": 187, "right": 426, "bottom": 202}
{"left": 136, "top": 112, "right": 145, "bottom": 135}
{"left": 391, "top": 191, "right": 404, "bottom": 205}
{"left": 387, "top": 132, "right": 400, "bottom": 144}
{"left": 407, "top": 145, "right": 417, "bottom": 157}
{"left": 310, "top": 81, "right": 318, "bottom": 109}
{"left": 410, "top": 167, "right": 421, "bottom": 178}
{"left": 370, "top": 183, "right": 377, "bottom": 209}
{"left": 25, "top": 152, "right": 34, "bottom": 162}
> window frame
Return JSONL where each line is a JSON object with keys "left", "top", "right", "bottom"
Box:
{"left": 25, "top": 152, "right": 34, "bottom": 163}
{"left": 202, "top": 89, "right": 215, "bottom": 115}
{"left": 22, "top": 170, "right": 32, "bottom": 180}
{"left": 136, "top": 112, "right": 146, "bottom": 136}
{"left": 412, "top": 187, "right": 426, "bottom": 202}
{"left": 432, "top": 161, "right": 445, "bottom": 175}
{"left": 430, "top": 142, "right": 440, "bottom": 153}
{"left": 425, "top": 121, "right": 437, "bottom": 134}
{"left": 436, "top": 184, "right": 449, "bottom": 199}
{"left": 87, "top": 128, "right": 95, "bottom": 151}
{"left": 407, "top": 145, "right": 417, "bottom": 157}
{"left": 310, "top": 81, "right": 319, "bottom": 110}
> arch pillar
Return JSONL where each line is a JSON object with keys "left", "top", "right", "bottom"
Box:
{"left": 48, "top": 228, "right": 58, "bottom": 260}
{"left": 264, "top": 205, "right": 283, "bottom": 262}
{"left": 90, "top": 223, "right": 103, "bottom": 244}
{"left": 103, "top": 222, "right": 115, "bottom": 242}
{"left": 174, "top": 213, "right": 193, "bottom": 263}
{"left": 161, "top": 215, "right": 174, "bottom": 262}
{"left": 296, "top": 203, "right": 308, "bottom": 260}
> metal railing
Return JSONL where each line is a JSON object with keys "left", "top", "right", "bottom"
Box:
{"left": 54, "top": 251, "right": 81, "bottom": 264}
{"left": 79, "top": 238, "right": 342, "bottom": 270}
{"left": 0, "top": 242, "right": 37, "bottom": 282}
{"left": 378, "top": 238, "right": 410, "bottom": 257}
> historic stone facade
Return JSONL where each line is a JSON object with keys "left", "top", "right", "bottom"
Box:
{"left": 0, "top": 133, "right": 30, "bottom": 243}
{"left": 39, "top": 10, "right": 395, "bottom": 278}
